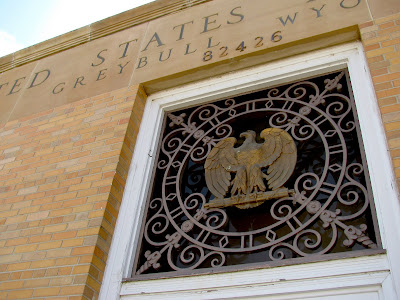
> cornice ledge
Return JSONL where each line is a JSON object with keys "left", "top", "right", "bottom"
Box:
{"left": 0, "top": 0, "right": 211, "bottom": 74}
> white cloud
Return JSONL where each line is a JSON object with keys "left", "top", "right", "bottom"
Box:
{"left": 0, "top": 31, "right": 24, "bottom": 57}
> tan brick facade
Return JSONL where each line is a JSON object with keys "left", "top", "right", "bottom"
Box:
{"left": 0, "top": 86, "right": 146, "bottom": 299}
{"left": 360, "top": 13, "right": 400, "bottom": 188}
{"left": 1, "top": 1, "right": 400, "bottom": 299}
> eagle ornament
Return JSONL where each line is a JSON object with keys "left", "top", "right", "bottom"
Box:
{"left": 204, "top": 128, "right": 297, "bottom": 209}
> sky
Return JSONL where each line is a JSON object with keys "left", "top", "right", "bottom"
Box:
{"left": 0, "top": 0, "right": 155, "bottom": 57}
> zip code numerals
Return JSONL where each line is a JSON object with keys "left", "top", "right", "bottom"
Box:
{"left": 203, "top": 31, "right": 283, "bottom": 62}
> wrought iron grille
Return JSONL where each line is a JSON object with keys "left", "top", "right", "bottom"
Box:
{"left": 131, "top": 69, "right": 381, "bottom": 279}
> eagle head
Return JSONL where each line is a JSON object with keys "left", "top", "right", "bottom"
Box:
{"left": 240, "top": 130, "right": 256, "bottom": 142}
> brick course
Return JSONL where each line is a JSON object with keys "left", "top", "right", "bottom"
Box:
{"left": 360, "top": 13, "right": 400, "bottom": 189}
{"left": 0, "top": 85, "right": 146, "bottom": 299}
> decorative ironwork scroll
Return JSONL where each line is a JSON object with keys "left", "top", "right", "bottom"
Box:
{"left": 132, "top": 70, "right": 381, "bottom": 278}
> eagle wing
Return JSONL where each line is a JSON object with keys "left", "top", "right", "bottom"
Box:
{"left": 260, "top": 128, "right": 297, "bottom": 190}
{"left": 205, "top": 137, "right": 237, "bottom": 198}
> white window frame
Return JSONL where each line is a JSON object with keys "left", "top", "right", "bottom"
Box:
{"left": 100, "top": 42, "right": 400, "bottom": 299}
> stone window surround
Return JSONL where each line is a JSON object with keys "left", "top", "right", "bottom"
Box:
{"left": 100, "top": 41, "right": 400, "bottom": 299}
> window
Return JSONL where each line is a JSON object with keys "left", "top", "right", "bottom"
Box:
{"left": 100, "top": 42, "right": 400, "bottom": 299}
{"left": 132, "top": 68, "right": 381, "bottom": 279}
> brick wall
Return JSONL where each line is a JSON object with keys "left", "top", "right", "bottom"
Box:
{"left": 0, "top": 85, "right": 146, "bottom": 299}
{"left": 360, "top": 13, "right": 400, "bottom": 190}
{"left": 1, "top": 12, "right": 400, "bottom": 300}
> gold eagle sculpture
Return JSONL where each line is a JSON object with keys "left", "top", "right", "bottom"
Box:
{"left": 204, "top": 128, "right": 297, "bottom": 209}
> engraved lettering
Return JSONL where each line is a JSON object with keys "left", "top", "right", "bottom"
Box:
{"left": 220, "top": 46, "right": 228, "bottom": 57}
{"left": 142, "top": 32, "right": 164, "bottom": 51}
{"left": 255, "top": 36, "right": 264, "bottom": 47}
{"left": 137, "top": 57, "right": 148, "bottom": 68}
{"left": 278, "top": 13, "right": 298, "bottom": 26}
{"left": 271, "top": 31, "right": 283, "bottom": 42}
{"left": 236, "top": 41, "right": 246, "bottom": 52}
{"left": 91, "top": 49, "right": 107, "bottom": 67}
{"left": 8, "top": 77, "right": 26, "bottom": 95}
{"left": 0, "top": 82, "right": 9, "bottom": 91}
{"left": 119, "top": 39, "right": 138, "bottom": 58}
{"left": 96, "top": 69, "right": 107, "bottom": 81}
{"left": 52, "top": 82, "right": 65, "bottom": 94}
{"left": 311, "top": 5, "right": 326, "bottom": 17}
{"left": 74, "top": 76, "right": 86, "bottom": 88}
{"left": 203, "top": 50, "right": 213, "bottom": 61}
{"left": 173, "top": 21, "right": 194, "bottom": 41}
{"left": 28, "top": 69, "right": 51, "bottom": 88}
{"left": 202, "top": 13, "right": 221, "bottom": 33}
{"left": 227, "top": 6, "right": 244, "bottom": 24}
{"left": 185, "top": 43, "right": 197, "bottom": 55}
{"left": 118, "top": 62, "right": 130, "bottom": 74}
{"left": 159, "top": 49, "right": 173, "bottom": 62}
{"left": 207, "top": 36, "right": 220, "bottom": 48}
{"left": 340, "top": 0, "right": 361, "bottom": 8}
